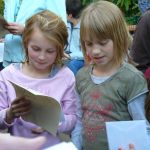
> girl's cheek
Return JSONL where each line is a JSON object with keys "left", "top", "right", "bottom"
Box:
{"left": 28, "top": 51, "right": 38, "bottom": 58}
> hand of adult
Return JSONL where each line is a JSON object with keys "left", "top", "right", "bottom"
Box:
{"left": 5, "top": 22, "right": 24, "bottom": 35}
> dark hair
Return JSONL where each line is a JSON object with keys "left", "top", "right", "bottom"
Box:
{"left": 66, "top": 0, "right": 83, "bottom": 18}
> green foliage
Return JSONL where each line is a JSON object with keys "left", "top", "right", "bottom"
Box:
{"left": 81, "top": 0, "right": 141, "bottom": 24}
{"left": 110, "top": 0, "right": 140, "bottom": 24}
{"left": 0, "top": 0, "right": 4, "bottom": 16}
{"left": 111, "top": 0, "right": 140, "bottom": 17}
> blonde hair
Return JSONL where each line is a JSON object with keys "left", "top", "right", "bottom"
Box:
{"left": 80, "top": 0, "right": 130, "bottom": 65}
{"left": 22, "top": 10, "right": 68, "bottom": 65}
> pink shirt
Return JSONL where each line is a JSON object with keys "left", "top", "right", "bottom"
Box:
{"left": 0, "top": 64, "right": 77, "bottom": 148}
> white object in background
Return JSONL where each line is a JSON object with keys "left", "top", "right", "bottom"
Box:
{"left": 43, "top": 142, "right": 78, "bottom": 150}
{"left": 0, "top": 42, "right": 4, "bottom": 62}
{"left": 106, "top": 120, "right": 150, "bottom": 150}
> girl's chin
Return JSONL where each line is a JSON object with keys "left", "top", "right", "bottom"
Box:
{"left": 94, "top": 60, "right": 106, "bottom": 65}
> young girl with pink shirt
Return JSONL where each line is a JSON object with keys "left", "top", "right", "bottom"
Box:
{"left": 0, "top": 10, "right": 77, "bottom": 149}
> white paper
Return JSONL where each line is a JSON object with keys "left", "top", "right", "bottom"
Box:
{"left": 9, "top": 81, "right": 61, "bottom": 136}
{"left": 0, "top": 42, "right": 4, "bottom": 62}
{"left": 106, "top": 120, "right": 150, "bottom": 150}
{"left": 43, "top": 142, "right": 77, "bottom": 150}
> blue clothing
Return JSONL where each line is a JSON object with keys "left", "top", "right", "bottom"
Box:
{"left": 138, "top": 0, "right": 150, "bottom": 14}
{"left": 3, "top": 0, "right": 67, "bottom": 67}
{"left": 65, "top": 21, "right": 84, "bottom": 75}
{"left": 66, "top": 59, "right": 84, "bottom": 75}
{"left": 66, "top": 21, "right": 83, "bottom": 59}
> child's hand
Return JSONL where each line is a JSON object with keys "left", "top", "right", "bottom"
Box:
{"left": 118, "top": 144, "right": 135, "bottom": 150}
{"left": 5, "top": 97, "right": 31, "bottom": 123}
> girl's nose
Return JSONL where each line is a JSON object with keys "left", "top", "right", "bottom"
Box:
{"left": 92, "top": 47, "right": 101, "bottom": 54}
{"left": 38, "top": 53, "right": 46, "bottom": 60}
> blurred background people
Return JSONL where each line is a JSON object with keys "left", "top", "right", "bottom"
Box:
{"left": 2, "top": 0, "right": 67, "bottom": 68}
{"left": 130, "top": 10, "right": 150, "bottom": 73}
{"left": 138, "top": 0, "right": 150, "bottom": 14}
{"left": 65, "top": 0, "right": 84, "bottom": 75}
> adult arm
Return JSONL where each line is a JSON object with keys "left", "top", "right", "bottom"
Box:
{"left": 46, "top": 0, "right": 67, "bottom": 24}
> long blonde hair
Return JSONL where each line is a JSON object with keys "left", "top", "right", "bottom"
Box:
{"left": 80, "top": 0, "right": 131, "bottom": 65}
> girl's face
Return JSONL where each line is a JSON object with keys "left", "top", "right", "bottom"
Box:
{"left": 27, "top": 29, "right": 57, "bottom": 72}
{"left": 84, "top": 38, "right": 114, "bottom": 68}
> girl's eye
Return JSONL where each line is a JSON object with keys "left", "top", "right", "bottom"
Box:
{"left": 32, "top": 48, "right": 40, "bottom": 51}
{"left": 99, "top": 40, "right": 108, "bottom": 46}
{"left": 85, "top": 42, "right": 93, "bottom": 46}
{"left": 47, "top": 50, "right": 56, "bottom": 53}
{"left": 31, "top": 46, "right": 40, "bottom": 51}
{"left": 47, "top": 51, "right": 53, "bottom": 53}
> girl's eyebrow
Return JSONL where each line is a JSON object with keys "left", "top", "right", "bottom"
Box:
{"left": 30, "top": 45, "right": 40, "bottom": 50}
{"left": 31, "top": 45, "right": 56, "bottom": 50}
{"left": 84, "top": 40, "right": 91, "bottom": 42}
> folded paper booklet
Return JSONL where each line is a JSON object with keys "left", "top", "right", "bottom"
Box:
{"left": 106, "top": 120, "right": 150, "bottom": 150}
{"left": 0, "top": 15, "right": 9, "bottom": 38}
{"left": 9, "top": 81, "right": 62, "bottom": 136}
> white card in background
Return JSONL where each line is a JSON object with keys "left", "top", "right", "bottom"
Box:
{"left": 43, "top": 142, "right": 77, "bottom": 150}
{"left": 106, "top": 120, "right": 150, "bottom": 150}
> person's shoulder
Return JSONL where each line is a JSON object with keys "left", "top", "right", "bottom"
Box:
{"left": 143, "top": 9, "right": 150, "bottom": 17}
{"left": 0, "top": 64, "right": 20, "bottom": 82}
{"left": 119, "top": 63, "right": 148, "bottom": 96}
{"left": 76, "top": 65, "right": 90, "bottom": 79}
{"left": 140, "top": 9, "right": 150, "bottom": 23}
{"left": 123, "top": 63, "right": 143, "bottom": 73}
{"left": 119, "top": 63, "right": 145, "bottom": 81}
{"left": 59, "top": 65, "right": 75, "bottom": 82}
{"left": 1, "top": 63, "right": 16, "bottom": 73}
{"left": 61, "top": 65, "right": 74, "bottom": 75}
